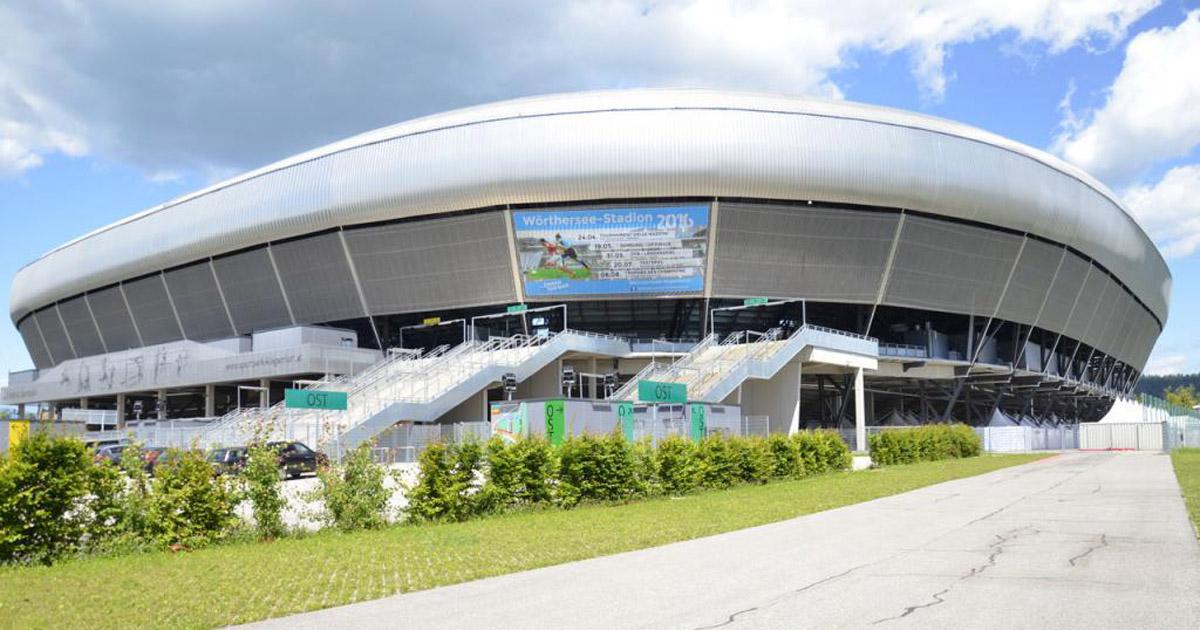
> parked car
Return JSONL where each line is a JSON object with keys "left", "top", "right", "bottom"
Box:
{"left": 267, "top": 441, "right": 327, "bottom": 479}
{"left": 207, "top": 447, "right": 248, "bottom": 476}
{"left": 93, "top": 443, "right": 129, "bottom": 466}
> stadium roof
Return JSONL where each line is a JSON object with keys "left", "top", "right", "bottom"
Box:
{"left": 11, "top": 88, "right": 1170, "bottom": 324}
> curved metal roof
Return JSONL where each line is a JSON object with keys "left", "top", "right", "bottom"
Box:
{"left": 10, "top": 88, "right": 1171, "bottom": 324}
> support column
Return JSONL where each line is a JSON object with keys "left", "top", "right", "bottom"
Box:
{"left": 80, "top": 398, "right": 89, "bottom": 410}
{"left": 589, "top": 357, "right": 598, "bottom": 399}
{"left": 260, "top": 379, "right": 271, "bottom": 409}
{"left": 854, "top": 367, "right": 866, "bottom": 452}
{"left": 17, "top": 403, "right": 25, "bottom": 419}
{"left": 788, "top": 362, "right": 803, "bottom": 435}
{"left": 116, "top": 394, "right": 126, "bottom": 426}
{"left": 204, "top": 384, "right": 216, "bottom": 418}
{"left": 156, "top": 389, "right": 167, "bottom": 421}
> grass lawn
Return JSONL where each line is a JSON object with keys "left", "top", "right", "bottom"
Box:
{"left": 1171, "top": 448, "right": 1200, "bottom": 538}
{"left": 0, "top": 453, "right": 1045, "bottom": 629}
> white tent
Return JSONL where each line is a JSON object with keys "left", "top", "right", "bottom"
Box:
{"left": 987, "top": 408, "right": 1018, "bottom": 427}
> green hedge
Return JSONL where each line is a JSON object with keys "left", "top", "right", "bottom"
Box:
{"left": 868, "top": 424, "right": 983, "bottom": 466}
{"left": 408, "top": 430, "right": 852, "bottom": 523}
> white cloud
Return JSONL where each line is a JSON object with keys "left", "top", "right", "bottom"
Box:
{"left": 1055, "top": 10, "right": 1200, "bottom": 184}
{"left": 0, "top": 0, "right": 1157, "bottom": 178}
{"left": 1143, "top": 352, "right": 1192, "bottom": 376}
{"left": 1123, "top": 164, "right": 1200, "bottom": 258}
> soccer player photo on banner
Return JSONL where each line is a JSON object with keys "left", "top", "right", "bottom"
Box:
{"left": 512, "top": 204, "right": 709, "bottom": 296}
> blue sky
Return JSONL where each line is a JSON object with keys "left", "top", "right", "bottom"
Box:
{"left": 1, "top": 0, "right": 1199, "bottom": 382}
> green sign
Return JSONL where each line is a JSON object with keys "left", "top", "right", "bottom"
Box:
{"left": 617, "top": 402, "right": 635, "bottom": 441}
{"left": 422, "top": 316, "right": 442, "bottom": 326}
{"left": 638, "top": 380, "right": 687, "bottom": 404}
{"left": 284, "top": 389, "right": 348, "bottom": 411}
{"left": 507, "top": 304, "right": 528, "bottom": 314}
{"left": 545, "top": 400, "right": 565, "bottom": 446}
{"left": 743, "top": 297, "right": 769, "bottom": 306}
{"left": 689, "top": 404, "right": 707, "bottom": 442}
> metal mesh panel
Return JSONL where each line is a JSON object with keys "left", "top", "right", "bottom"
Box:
{"left": 883, "top": 216, "right": 1023, "bottom": 316}
{"left": 1065, "top": 268, "right": 1107, "bottom": 344}
{"left": 344, "top": 212, "right": 517, "bottom": 314}
{"left": 270, "top": 233, "right": 365, "bottom": 323}
{"left": 1108, "top": 295, "right": 1139, "bottom": 364}
{"left": 57, "top": 296, "right": 105, "bottom": 357}
{"left": 711, "top": 203, "right": 898, "bottom": 302}
{"left": 212, "top": 247, "right": 293, "bottom": 334}
{"left": 35, "top": 307, "right": 75, "bottom": 364}
{"left": 996, "top": 239, "right": 1062, "bottom": 327}
{"left": 1089, "top": 281, "right": 1127, "bottom": 360}
{"left": 86, "top": 286, "right": 141, "bottom": 351}
{"left": 164, "top": 263, "right": 234, "bottom": 341}
{"left": 17, "top": 316, "right": 52, "bottom": 368}
{"left": 1035, "top": 251, "right": 1089, "bottom": 336}
{"left": 122, "top": 275, "right": 183, "bottom": 345}
{"left": 1130, "top": 307, "right": 1160, "bottom": 369}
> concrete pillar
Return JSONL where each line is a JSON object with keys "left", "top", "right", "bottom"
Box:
{"left": 741, "top": 361, "right": 801, "bottom": 435}
{"left": 788, "top": 362, "right": 802, "bottom": 436}
{"left": 80, "top": 398, "right": 89, "bottom": 410}
{"left": 260, "top": 379, "right": 271, "bottom": 409}
{"left": 116, "top": 394, "right": 126, "bottom": 426}
{"left": 854, "top": 367, "right": 866, "bottom": 452}
{"left": 589, "top": 357, "right": 598, "bottom": 399}
{"left": 204, "top": 384, "right": 216, "bottom": 418}
{"left": 157, "top": 389, "right": 167, "bottom": 421}
{"left": 16, "top": 403, "right": 25, "bottom": 420}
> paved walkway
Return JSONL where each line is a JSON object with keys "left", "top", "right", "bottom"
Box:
{"left": 244, "top": 452, "right": 1200, "bottom": 629}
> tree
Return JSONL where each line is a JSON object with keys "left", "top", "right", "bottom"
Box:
{"left": 1164, "top": 385, "right": 1199, "bottom": 409}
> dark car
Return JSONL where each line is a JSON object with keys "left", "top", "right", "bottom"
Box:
{"left": 267, "top": 441, "right": 327, "bottom": 479}
{"left": 207, "top": 447, "right": 248, "bottom": 476}
{"left": 93, "top": 444, "right": 129, "bottom": 466}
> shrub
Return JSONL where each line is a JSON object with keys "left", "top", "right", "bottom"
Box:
{"left": 654, "top": 435, "right": 698, "bottom": 495}
{"left": 147, "top": 449, "right": 240, "bottom": 549}
{"left": 315, "top": 445, "right": 391, "bottom": 531}
{"left": 738, "top": 437, "right": 775, "bottom": 484}
{"left": 0, "top": 433, "right": 95, "bottom": 564}
{"left": 765, "top": 434, "right": 803, "bottom": 478}
{"left": 793, "top": 430, "right": 851, "bottom": 475}
{"left": 868, "top": 424, "right": 983, "bottom": 466}
{"left": 406, "top": 440, "right": 485, "bottom": 523}
{"left": 84, "top": 459, "right": 127, "bottom": 549}
{"left": 479, "top": 437, "right": 556, "bottom": 513}
{"left": 556, "top": 433, "right": 637, "bottom": 506}
{"left": 696, "top": 436, "right": 741, "bottom": 489}
{"left": 629, "top": 437, "right": 659, "bottom": 498}
{"left": 243, "top": 444, "right": 286, "bottom": 539}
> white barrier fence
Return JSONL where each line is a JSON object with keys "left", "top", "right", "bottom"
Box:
{"left": 1079, "top": 422, "right": 1165, "bottom": 451}
{"left": 973, "top": 426, "right": 1079, "bottom": 452}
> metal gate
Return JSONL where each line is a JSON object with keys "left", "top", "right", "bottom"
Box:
{"left": 1078, "top": 422, "right": 1164, "bottom": 451}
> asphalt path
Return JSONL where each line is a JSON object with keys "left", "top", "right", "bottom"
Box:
{"left": 243, "top": 452, "right": 1200, "bottom": 629}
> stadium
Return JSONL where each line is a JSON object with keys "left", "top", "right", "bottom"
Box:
{"left": 1, "top": 89, "right": 1171, "bottom": 453}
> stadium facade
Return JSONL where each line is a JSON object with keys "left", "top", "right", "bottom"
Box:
{"left": 2, "top": 89, "right": 1170, "bottom": 441}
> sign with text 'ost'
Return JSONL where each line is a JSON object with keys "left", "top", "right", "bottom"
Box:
{"left": 284, "top": 389, "right": 348, "bottom": 411}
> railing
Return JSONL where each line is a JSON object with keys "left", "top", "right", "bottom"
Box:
{"left": 60, "top": 408, "right": 119, "bottom": 427}
{"left": 880, "top": 343, "right": 928, "bottom": 358}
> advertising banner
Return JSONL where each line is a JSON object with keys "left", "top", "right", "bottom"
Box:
{"left": 490, "top": 402, "right": 528, "bottom": 443}
{"left": 512, "top": 204, "right": 709, "bottom": 297}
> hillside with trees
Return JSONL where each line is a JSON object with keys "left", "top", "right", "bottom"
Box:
{"left": 1136, "top": 373, "right": 1200, "bottom": 400}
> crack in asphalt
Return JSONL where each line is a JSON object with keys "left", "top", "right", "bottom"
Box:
{"left": 691, "top": 563, "right": 874, "bottom": 629}
{"left": 1068, "top": 533, "right": 1109, "bottom": 567}
{"left": 702, "top": 454, "right": 1110, "bottom": 629}
{"left": 871, "top": 526, "right": 1038, "bottom": 624}
{"left": 870, "top": 588, "right": 952, "bottom": 624}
